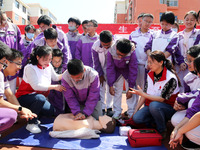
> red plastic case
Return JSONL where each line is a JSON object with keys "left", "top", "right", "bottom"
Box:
{"left": 128, "top": 129, "right": 162, "bottom": 147}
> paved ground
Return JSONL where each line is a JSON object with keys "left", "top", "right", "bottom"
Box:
{"left": 0, "top": 94, "right": 184, "bottom": 150}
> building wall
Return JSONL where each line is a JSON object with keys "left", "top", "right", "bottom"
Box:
{"left": 116, "top": 14, "right": 126, "bottom": 23}
{"left": 29, "top": 16, "right": 39, "bottom": 25}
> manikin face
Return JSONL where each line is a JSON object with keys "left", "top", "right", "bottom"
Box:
{"left": 184, "top": 13, "right": 196, "bottom": 30}
{"left": 37, "top": 54, "right": 52, "bottom": 69}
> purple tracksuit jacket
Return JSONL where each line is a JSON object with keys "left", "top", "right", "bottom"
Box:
{"left": 106, "top": 43, "right": 138, "bottom": 88}
{"left": 62, "top": 66, "right": 100, "bottom": 116}
{"left": 75, "top": 33, "right": 99, "bottom": 67}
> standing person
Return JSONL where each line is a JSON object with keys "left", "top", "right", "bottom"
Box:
{"left": 129, "top": 13, "right": 154, "bottom": 94}
{"left": 25, "top": 28, "right": 71, "bottom": 70}
{"left": 92, "top": 30, "right": 116, "bottom": 116}
{"left": 35, "top": 15, "right": 71, "bottom": 69}
{"left": 137, "top": 13, "right": 145, "bottom": 29}
{"left": 75, "top": 19, "right": 99, "bottom": 67}
{"left": 15, "top": 46, "right": 66, "bottom": 133}
{"left": 129, "top": 51, "right": 180, "bottom": 138}
{"left": 107, "top": 38, "right": 138, "bottom": 119}
{"left": 62, "top": 59, "right": 102, "bottom": 120}
{"left": 176, "top": 11, "right": 199, "bottom": 92}
{"left": 81, "top": 20, "right": 89, "bottom": 36}
{"left": 0, "top": 42, "right": 36, "bottom": 133}
{"left": 169, "top": 56, "right": 200, "bottom": 149}
{"left": 48, "top": 49, "right": 66, "bottom": 115}
{"left": 0, "top": 10, "right": 26, "bottom": 94}
{"left": 23, "top": 25, "right": 36, "bottom": 48}
{"left": 66, "top": 17, "right": 82, "bottom": 59}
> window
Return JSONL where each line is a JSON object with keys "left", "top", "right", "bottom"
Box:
{"left": 175, "top": 16, "right": 178, "bottom": 21}
{"left": 22, "top": 18, "right": 26, "bottom": 25}
{"left": 15, "top": 13, "right": 19, "bottom": 21}
{"left": 15, "top": 0, "right": 19, "bottom": 9}
{"left": 27, "top": 16, "right": 30, "bottom": 21}
{"left": 40, "top": 9, "right": 43, "bottom": 14}
{"left": 49, "top": 12, "right": 57, "bottom": 22}
{"left": 0, "top": 0, "right": 3, "bottom": 7}
{"left": 160, "top": 12, "right": 164, "bottom": 19}
{"left": 22, "top": 6, "right": 26, "bottom": 13}
{"left": 167, "top": 0, "right": 178, "bottom": 6}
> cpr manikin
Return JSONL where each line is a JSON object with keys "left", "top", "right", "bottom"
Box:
{"left": 49, "top": 113, "right": 116, "bottom": 139}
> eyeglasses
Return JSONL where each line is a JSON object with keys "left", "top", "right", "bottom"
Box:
{"left": 86, "top": 25, "right": 94, "bottom": 28}
{"left": 0, "top": 62, "right": 8, "bottom": 69}
{"left": 143, "top": 20, "right": 153, "bottom": 24}
{"left": 8, "top": 60, "right": 22, "bottom": 68}
{"left": 184, "top": 58, "right": 193, "bottom": 65}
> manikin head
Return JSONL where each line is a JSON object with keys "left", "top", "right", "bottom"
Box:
{"left": 99, "top": 115, "right": 116, "bottom": 133}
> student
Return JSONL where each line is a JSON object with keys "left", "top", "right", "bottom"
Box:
{"left": 48, "top": 49, "right": 65, "bottom": 115}
{"left": 25, "top": 28, "right": 71, "bottom": 70}
{"left": 75, "top": 19, "right": 99, "bottom": 67}
{"left": 15, "top": 46, "right": 66, "bottom": 133}
{"left": 62, "top": 59, "right": 102, "bottom": 120}
{"left": 107, "top": 38, "right": 138, "bottom": 119}
{"left": 34, "top": 15, "right": 71, "bottom": 69}
{"left": 0, "top": 10, "right": 26, "bottom": 94}
{"left": 172, "top": 22, "right": 180, "bottom": 33}
{"left": 66, "top": 17, "right": 82, "bottom": 59}
{"left": 92, "top": 30, "right": 116, "bottom": 116}
{"left": 0, "top": 42, "right": 36, "bottom": 133}
{"left": 137, "top": 13, "right": 145, "bottom": 29}
{"left": 23, "top": 25, "right": 36, "bottom": 48}
{"left": 129, "top": 51, "right": 180, "bottom": 138}
{"left": 81, "top": 20, "right": 89, "bottom": 36}
{"left": 129, "top": 13, "right": 154, "bottom": 92}
{"left": 169, "top": 112, "right": 200, "bottom": 149}
{"left": 176, "top": 11, "right": 199, "bottom": 92}
{"left": 170, "top": 56, "right": 200, "bottom": 149}
{"left": 34, "top": 28, "right": 41, "bottom": 39}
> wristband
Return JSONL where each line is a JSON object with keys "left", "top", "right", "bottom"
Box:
{"left": 18, "top": 106, "right": 22, "bottom": 112}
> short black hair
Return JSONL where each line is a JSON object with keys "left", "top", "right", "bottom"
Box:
{"left": 7, "top": 49, "right": 23, "bottom": 61}
{"left": 67, "top": 59, "right": 84, "bottom": 75}
{"left": 89, "top": 19, "right": 98, "bottom": 27}
{"left": 68, "top": 17, "right": 81, "bottom": 26}
{"left": 29, "top": 46, "right": 52, "bottom": 65}
{"left": 82, "top": 20, "right": 89, "bottom": 25}
{"left": 44, "top": 28, "right": 58, "bottom": 40}
{"left": 0, "top": 41, "right": 12, "bottom": 60}
{"left": 116, "top": 39, "right": 132, "bottom": 54}
{"left": 143, "top": 13, "right": 154, "bottom": 20}
{"left": 194, "top": 55, "right": 200, "bottom": 74}
{"left": 37, "top": 15, "right": 52, "bottom": 26}
{"left": 187, "top": 45, "right": 200, "bottom": 58}
{"left": 160, "top": 11, "right": 175, "bottom": 25}
{"left": 100, "top": 30, "right": 113, "bottom": 43}
{"left": 52, "top": 49, "right": 63, "bottom": 58}
{"left": 25, "top": 24, "right": 36, "bottom": 32}
{"left": 137, "top": 13, "right": 145, "bottom": 19}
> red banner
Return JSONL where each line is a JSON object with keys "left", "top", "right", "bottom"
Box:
{"left": 18, "top": 24, "right": 200, "bottom": 35}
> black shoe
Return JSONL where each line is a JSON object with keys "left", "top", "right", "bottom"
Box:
{"left": 106, "top": 108, "right": 114, "bottom": 117}
{"left": 181, "top": 140, "right": 200, "bottom": 150}
{"left": 102, "top": 109, "right": 106, "bottom": 115}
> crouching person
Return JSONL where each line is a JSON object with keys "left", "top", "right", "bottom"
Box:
{"left": 62, "top": 59, "right": 102, "bottom": 120}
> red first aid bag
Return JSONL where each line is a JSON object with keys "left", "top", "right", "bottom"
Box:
{"left": 128, "top": 129, "right": 162, "bottom": 147}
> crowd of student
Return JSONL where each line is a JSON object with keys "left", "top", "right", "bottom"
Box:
{"left": 0, "top": 8, "right": 200, "bottom": 149}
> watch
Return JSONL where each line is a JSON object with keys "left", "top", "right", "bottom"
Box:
{"left": 18, "top": 106, "right": 22, "bottom": 112}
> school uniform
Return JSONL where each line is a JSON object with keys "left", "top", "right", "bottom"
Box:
{"left": 0, "top": 22, "right": 26, "bottom": 94}
{"left": 133, "top": 67, "right": 179, "bottom": 133}
{"left": 129, "top": 29, "right": 153, "bottom": 90}
{"left": 66, "top": 31, "right": 82, "bottom": 59}
{"left": 24, "top": 37, "right": 71, "bottom": 71}
{"left": 75, "top": 33, "right": 99, "bottom": 67}
{"left": 171, "top": 89, "right": 200, "bottom": 145}
{"left": 92, "top": 38, "right": 117, "bottom": 110}
{"left": 23, "top": 38, "right": 33, "bottom": 48}
{"left": 176, "top": 28, "right": 200, "bottom": 92}
{"left": 106, "top": 43, "right": 138, "bottom": 118}
{"left": 62, "top": 66, "right": 102, "bottom": 120}
{"left": 16, "top": 64, "right": 60, "bottom": 124}
{"left": 184, "top": 72, "right": 200, "bottom": 93}
{"left": 34, "top": 25, "right": 71, "bottom": 69}
{"left": 0, "top": 71, "right": 17, "bottom": 133}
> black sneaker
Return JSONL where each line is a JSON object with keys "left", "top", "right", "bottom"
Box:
{"left": 181, "top": 140, "right": 200, "bottom": 150}
{"left": 106, "top": 108, "right": 114, "bottom": 117}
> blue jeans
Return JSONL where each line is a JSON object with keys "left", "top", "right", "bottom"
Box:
{"left": 18, "top": 94, "right": 55, "bottom": 124}
{"left": 133, "top": 101, "right": 176, "bottom": 133}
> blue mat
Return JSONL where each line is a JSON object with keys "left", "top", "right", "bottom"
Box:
{"left": 0, "top": 118, "right": 167, "bottom": 150}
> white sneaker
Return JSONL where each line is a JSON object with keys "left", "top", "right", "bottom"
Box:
{"left": 26, "top": 124, "right": 41, "bottom": 134}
